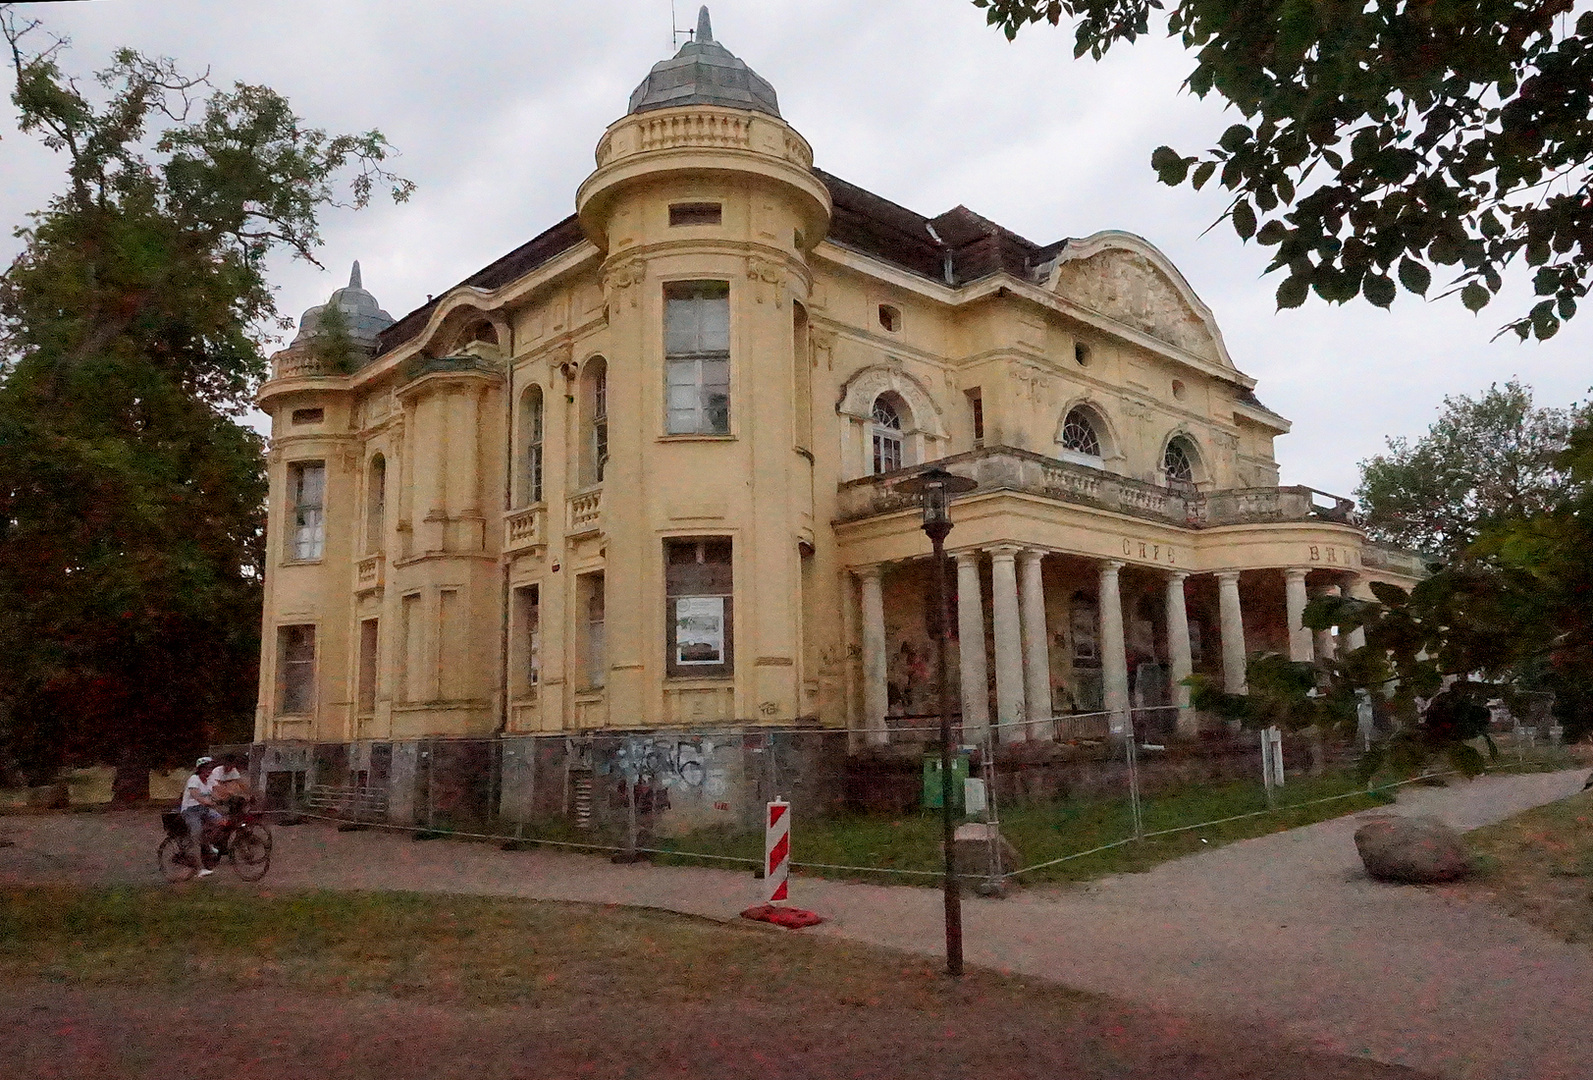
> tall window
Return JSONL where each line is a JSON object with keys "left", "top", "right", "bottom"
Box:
{"left": 288, "top": 462, "right": 326, "bottom": 560}
{"left": 276, "top": 625, "right": 316, "bottom": 714}
{"left": 582, "top": 572, "right": 606, "bottom": 689}
{"left": 665, "top": 281, "right": 730, "bottom": 434}
{"left": 514, "top": 585, "right": 541, "bottom": 694}
{"left": 1164, "top": 437, "right": 1196, "bottom": 484}
{"left": 872, "top": 393, "right": 904, "bottom": 474}
{"left": 666, "top": 538, "right": 733, "bottom": 677}
{"left": 357, "top": 619, "right": 379, "bottom": 716}
{"left": 966, "top": 388, "right": 984, "bottom": 445}
{"left": 365, "top": 455, "right": 385, "bottom": 555}
{"left": 521, "top": 385, "right": 544, "bottom": 504}
{"left": 581, "top": 358, "right": 609, "bottom": 486}
{"left": 1061, "top": 407, "right": 1103, "bottom": 459}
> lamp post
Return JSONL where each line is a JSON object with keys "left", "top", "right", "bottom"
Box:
{"left": 895, "top": 466, "right": 978, "bottom": 977}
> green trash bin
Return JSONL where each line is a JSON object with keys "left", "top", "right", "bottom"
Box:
{"left": 922, "top": 750, "right": 971, "bottom": 810}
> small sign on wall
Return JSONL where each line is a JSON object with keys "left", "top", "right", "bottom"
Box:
{"left": 674, "top": 596, "right": 726, "bottom": 665}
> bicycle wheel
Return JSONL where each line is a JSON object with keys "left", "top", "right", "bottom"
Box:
{"left": 158, "top": 836, "right": 198, "bottom": 883}
{"left": 230, "top": 823, "right": 272, "bottom": 881}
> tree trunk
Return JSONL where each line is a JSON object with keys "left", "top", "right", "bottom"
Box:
{"left": 112, "top": 748, "right": 150, "bottom": 804}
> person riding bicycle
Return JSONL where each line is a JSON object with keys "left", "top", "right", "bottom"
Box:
{"left": 210, "top": 753, "right": 253, "bottom": 811}
{"left": 179, "top": 757, "right": 224, "bottom": 878}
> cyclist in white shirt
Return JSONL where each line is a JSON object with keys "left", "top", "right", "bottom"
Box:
{"left": 179, "top": 758, "right": 223, "bottom": 878}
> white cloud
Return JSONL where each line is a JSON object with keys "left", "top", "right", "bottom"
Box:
{"left": 3, "top": 0, "right": 1587, "bottom": 496}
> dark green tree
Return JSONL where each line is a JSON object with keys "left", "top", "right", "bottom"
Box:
{"left": 1355, "top": 381, "right": 1582, "bottom": 558}
{"left": 975, "top": 0, "right": 1593, "bottom": 340}
{"left": 0, "top": 11, "right": 412, "bottom": 797}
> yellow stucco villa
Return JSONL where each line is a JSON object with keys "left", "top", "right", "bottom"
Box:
{"left": 254, "top": 10, "right": 1424, "bottom": 781}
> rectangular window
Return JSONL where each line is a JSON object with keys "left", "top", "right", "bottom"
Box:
{"left": 666, "top": 538, "right": 733, "bottom": 677}
{"left": 276, "top": 625, "right": 316, "bottom": 715}
{"left": 664, "top": 281, "right": 730, "bottom": 435}
{"left": 593, "top": 370, "right": 609, "bottom": 482}
{"left": 669, "top": 202, "right": 722, "bottom": 227}
{"left": 291, "top": 408, "right": 324, "bottom": 425}
{"left": 438, "top": 588, "right": 462, "bottom": 700}
{"left": 288, "top": 461, "right": 326, "bottom": 560}
{"left": 581, "top": 573, "right": 606, "bottom": 690}
{"left": 514, "top": 585, "right": 541, "bottom": 694}
{"left": 873, "top": 429, "right": 903, "bottom": 474}
{"left": 357, "top": 619, "right": 379, "bottom": 716}
{"left": 966, "top": 388, "right": 984, "bottom": 445}
{"left": 527, "top": 398, "right": 544, "bottom": 504}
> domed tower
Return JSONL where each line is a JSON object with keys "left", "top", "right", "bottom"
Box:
{"left": 575, "top": 7, "right": 831, "bottom": 724}
{"left": 289, "top": 261, "right": 396, "bottom": 356}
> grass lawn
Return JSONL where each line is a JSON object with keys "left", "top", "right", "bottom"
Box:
{"left": 1462, "top": 787, "right": 1593, "bottom": 944}
{"left": 631, "top": 770, "right": 1398, "bottom": 885}
{"left": 0, "top": 886, "right": 1417, "bottom": 1079}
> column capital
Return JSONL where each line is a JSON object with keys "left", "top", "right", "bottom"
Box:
{"left": 985, "top": 544, "right": 1023, "bottom": 563}
{"left": 1165, "top": 569, "right": 1190, "bottom": 584}
{"left": 1017, "top": 547, "right": 1047, "bottom": 566}
{"left": 1284, "top": 566, "right": 1311, "bottom": 583}
{"left": 1214, "top": 570, "right": 1242, "bottom": 585}
{"left": 1100, "top": 559, "right": 1125, "bottom": 574}
{"left": 853, "top": 563, "right": 883, "bottom": 582}
{"left": 952, "top": 549, "right": 982, "bottom": 567}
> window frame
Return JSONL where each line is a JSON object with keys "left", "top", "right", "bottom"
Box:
{"left": 287, "top": 460, "right": 326, "bottom": 562}
{"left": 665, "top": 537, "right": 734, "bottom": 679}
{"left": 663, "top": 281, "right": 732, "bottom": 436}
{"left": 871, "top": 394, "right": 905, "bottom": 475}
{"left": 276, "top": 624, "right": 317, "bottom": 716}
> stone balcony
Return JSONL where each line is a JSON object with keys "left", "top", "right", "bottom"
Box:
{"left": 355, "top": 553, "right": 384, "bottom": 593}
{"left": 504, "top": 505, "right": 547, "bottom": 555}
{"left": 270, "top": 350, "right": 347, "bottom": 381}
{"left": 567, "top": 488, "right": 603, "bottom": 537}
{"left": 836, "top": 447, "right": 1360, "bottom": 532}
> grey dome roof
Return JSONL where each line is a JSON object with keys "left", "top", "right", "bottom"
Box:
{"left": 292, "top": 261, "right": 395, "bottom": 351}
{"left": 628, "top": 7, "right": 779, "bottom": 118}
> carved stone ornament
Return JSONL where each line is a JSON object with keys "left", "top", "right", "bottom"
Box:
{"left": 810, "top": 327, "right": 837, "bottom": 370}
{"left": 836, "top": 363, "right": 947, "bottom": 438}
{"left": 601, "top": 257, "right": 647, "bottom": 306}
{"left": 1007, "top": 361, "right": 1052, "bottom": 404}
{"left": 546, "top": 341, "right": 574, "bottom": 377}
{"left": 746, "top": 254, "right": 787, "bottom": 307}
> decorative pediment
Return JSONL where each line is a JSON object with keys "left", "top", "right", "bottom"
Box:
{"left": 836, "top": 364, "right": 947, "bottom": 438}
{"left": 1041, "top": 232, "right": 1233, "bottom": 368}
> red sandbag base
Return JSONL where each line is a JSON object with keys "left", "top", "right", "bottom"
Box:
{"left": 740, "top": 903, "right": 824, "bottom": 929}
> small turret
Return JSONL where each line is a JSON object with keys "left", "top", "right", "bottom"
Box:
{"left": 291, "top": 261, "right": 395, "bottom": 355}
{"left": 627, "top": 6, "right": 780, "bottom": 118}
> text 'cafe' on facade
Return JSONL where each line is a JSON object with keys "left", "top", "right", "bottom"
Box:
{"left": 251, "top": 9, "right": 1425, "bottom": 827}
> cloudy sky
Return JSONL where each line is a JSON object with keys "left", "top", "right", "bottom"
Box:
{"left": 4, "top": 0, "right": 1588, "bottom": 497}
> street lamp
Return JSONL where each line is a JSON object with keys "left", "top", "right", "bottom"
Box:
{"left": 895, "top": 465, "right": 977, "bottom": 977}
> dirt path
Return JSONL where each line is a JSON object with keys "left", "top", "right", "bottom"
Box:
{"left": 3, "top": 768, "right": 1587, "bottom": 1079}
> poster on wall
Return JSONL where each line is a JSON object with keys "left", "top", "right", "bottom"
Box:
{"left": 675, "top": 596, "right": 725, "bottom": 665}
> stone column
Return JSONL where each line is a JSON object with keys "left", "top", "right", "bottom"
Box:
{"left": 1285, "top": 568, "right": 1313, "bottom": 663}
{"left": 988, "top": 546, "right": 1027, "bottom": 744}
{"left": 1313, "top": 584, "right": 1341, "bottom": 660}
{"left": 1165, "top": 571, "right": 1195, "bottom": 735}
{"left": 858, "top": 566, "right": 888, "bottom": 747}
{"left": 1216, "top": 571, "right": 1246, "bottom": 694}
{"left": 1099, "top": 560, "right": 1130, "bottom": 733}
{"left": 1018, "top": 549, "right": 1055, "bottom": 740}
{"left": 955, "top": 552, "right": 991, "bottom": 747}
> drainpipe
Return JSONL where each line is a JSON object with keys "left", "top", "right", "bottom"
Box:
{"left": 925, "top": 223, "right": 954, "bottom": 286}
{"left": 497, "top": 318, "right": 515, "bottom": 736}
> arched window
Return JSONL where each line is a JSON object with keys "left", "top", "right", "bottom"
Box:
{"left": 520, "top": 385, "right": 544, "bottom": 505}
{"left": 871, "top": 392, "right": 905, "bottom": 474}
{"left": 1061, "top": 407, "right": 1103, "bottom": 458}
{"left": 580, "top": 358, "right": 609, "bottom": 486}
{"left": 365, "top": 455, "right": 386, "bottom": 555}
{"left": 1163, "top": 437, "right": 1195, "bottom": 485}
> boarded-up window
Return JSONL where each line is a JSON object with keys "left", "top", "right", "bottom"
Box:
{"left": 581, "top": 573, "right": 606, "bottom": 690}
{"left": 665, "top": 538, "right": 733, "bottom": 678}
{"left": 514, "top": 585, "right": 541, "bottom": 695}
{"left": 438, "top": 589, "right": 462, "bottom": 700}
{"left": 357, "top": 619, "right": 379, "bottom": 716}
{"left": 401, "top": 593, "right": 423, "bottom": 702}
{"left": 276, "top": 625, "right": 316, "bottom": 714}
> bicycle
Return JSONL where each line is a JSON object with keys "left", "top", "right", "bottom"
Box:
{"left": 158, "top": 797, "right": 273, "bottom": 883}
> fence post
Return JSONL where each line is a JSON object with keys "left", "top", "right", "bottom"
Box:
{"left": 765, "top": 797, "right": 790, "bottom": 904}
{"left": 1125, "top": 711, "right": 1144, "bottom": 841}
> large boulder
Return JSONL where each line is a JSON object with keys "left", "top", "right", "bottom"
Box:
{"left": 1354, "top": 814, "right": 1471, "bottom": 883}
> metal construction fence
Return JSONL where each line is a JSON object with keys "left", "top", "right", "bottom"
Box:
{"left": 247, "top": 711, "right": 1565, "bottom": 891}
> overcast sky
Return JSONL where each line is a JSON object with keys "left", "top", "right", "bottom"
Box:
{"left": 4, "top": 0, "right": 1589, "bottom": 497}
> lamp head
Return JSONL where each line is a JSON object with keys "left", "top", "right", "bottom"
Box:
{"left": 895, "top": 467, "right": 977, "bottom": 533}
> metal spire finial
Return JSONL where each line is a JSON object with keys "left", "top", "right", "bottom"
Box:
{"left": 696, "top": 6, "right": 712, "bottom": 44}
{"left": 349, "top": 261, "right": 362, "bottom": 290}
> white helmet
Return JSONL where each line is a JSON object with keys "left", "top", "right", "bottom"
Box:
{"left": 194, "top": 756, "right": 214, "bottom": 770}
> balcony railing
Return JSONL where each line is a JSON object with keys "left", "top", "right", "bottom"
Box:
{"left": 1363, "top": 544, "right": 1431, "bottom": 577}
{"left": 837, "top": 447, "right": 1362, "bottom": 532}
{"left": 504, "top": 505, "right": 546, "bottom": 554}
{"left": 568, "top": 488, "right": 603, "bottom": 535}
{"left": 270, "top": 351, "right": 347, "bottom": 381}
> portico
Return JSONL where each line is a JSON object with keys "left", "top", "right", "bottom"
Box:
{"left": 837, "top": 449, "right": 1422, "bottom": 744}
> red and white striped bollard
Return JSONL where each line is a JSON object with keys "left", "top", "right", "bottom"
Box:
{"left": 764, "top": 797, "right": 790, "bottom": 904}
